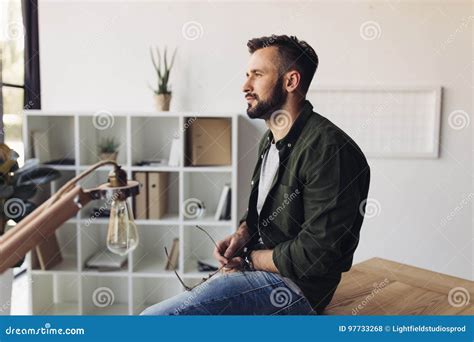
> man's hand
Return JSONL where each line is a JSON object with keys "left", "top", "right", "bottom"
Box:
{"left": 213, "top": 222, "right": 250, "bottom": 270}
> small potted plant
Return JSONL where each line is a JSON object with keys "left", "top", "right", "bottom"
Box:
{"left": 149, "top": 46, "right": 177, "bottom": 111}
{"left": 98, "top": 137, "right": 119, "bottom": 161}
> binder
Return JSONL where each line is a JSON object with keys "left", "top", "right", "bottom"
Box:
{"left": 133, "top": 172, "right": 148, "bottom": 220}
{"left": 148, "top": 172, "right": 169, "bottom": 219}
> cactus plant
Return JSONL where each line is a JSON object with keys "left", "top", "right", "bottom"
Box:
{"left": 98, "top": 137, "right": 119, "bottom": 154}
{"left": 150, "top": 46, "right": 177, "bottom": 95}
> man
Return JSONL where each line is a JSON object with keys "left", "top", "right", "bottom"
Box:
{"left": 141, "top": 35, "right": 370, "bottom": 315}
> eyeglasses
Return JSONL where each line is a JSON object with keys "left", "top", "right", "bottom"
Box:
{"left": 164, "top": 225, "right": 244, "bottom": 291}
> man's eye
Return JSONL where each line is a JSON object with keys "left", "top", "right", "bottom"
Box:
{"left": 256, "top": 74, "right": 263, "bottom": 77}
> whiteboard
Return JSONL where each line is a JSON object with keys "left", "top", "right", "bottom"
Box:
{"left": 307, "top": 86, "right": 442, "bottom": 158}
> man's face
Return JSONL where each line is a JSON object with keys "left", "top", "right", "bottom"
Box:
{"left": 242, "top": 47, "right": 287, "bottom": 120}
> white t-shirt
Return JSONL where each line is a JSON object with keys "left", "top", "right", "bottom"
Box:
{"left": 254, "top": 140, "right": 303, "bottom": 295}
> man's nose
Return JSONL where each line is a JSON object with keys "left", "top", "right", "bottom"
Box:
{"left": 242, "top": 78, "right": 252, "bottom": 94}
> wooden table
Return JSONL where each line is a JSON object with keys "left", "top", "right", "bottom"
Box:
{"left": 324, "top": 257, "right": 473, "bottom": 315}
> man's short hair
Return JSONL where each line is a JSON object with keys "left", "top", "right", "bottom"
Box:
{"left": 247, "top": 34, "right": 318, "bottom": 95}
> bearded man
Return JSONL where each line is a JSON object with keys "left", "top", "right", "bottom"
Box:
{"left": 141, "top": 35, "right": 370, "bottom": 315}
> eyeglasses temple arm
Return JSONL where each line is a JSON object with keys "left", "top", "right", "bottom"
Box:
{"left": 164, "top": 246, "right": 192, "bottom": 291}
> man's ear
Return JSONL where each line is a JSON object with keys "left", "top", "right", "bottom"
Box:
{"left": 285, "top": 70, "right": 301, "bottom": 93}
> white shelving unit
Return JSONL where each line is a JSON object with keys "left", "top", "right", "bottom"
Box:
{"left": 23, "top": 110, "right": 238, "bottom": 315}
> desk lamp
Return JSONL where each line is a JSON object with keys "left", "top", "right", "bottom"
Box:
{"left": 0, "top": 160, "right": 140, "bottom": 273}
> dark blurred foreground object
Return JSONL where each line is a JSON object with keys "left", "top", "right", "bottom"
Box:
{"left": 0, "top": 144, "right": 61, "bottom": 267}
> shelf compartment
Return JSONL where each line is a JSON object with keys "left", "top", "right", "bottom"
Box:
{"left": 80, "top": 223, "right": 129, "bottom": 273}
{"left": 31, "top": 274, "right": 79, "bottom": 315}
{"left": 81, "top": 275, "right": 129, "bottom": 315}
{"left": 182, "top": 171, "right": 232, "bottom": 222}
{"left": 130, "top": 116, "right": 181, "bottom": 167}
{"left": 182, "top": 225, "right": 232, "bottom": 274}
{"left": 132, "top": 225, "right": 180, "bottom": 274}
{"left": 183, "top": 116, "right": 232, "bottom": 167}
{"left": 25, "top": 115, "right": 76, "bottom": 165}
{"left": 32, "top": 223, "right": 78, "bottom": 272}
{"left": 132, "top": 171, "right": 179, "bottom": 220}
{"left": 78, "top": 115, "right": 127, "bottom": 166}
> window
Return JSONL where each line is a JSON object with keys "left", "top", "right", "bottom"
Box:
{"left": 1, "top": 0, "right": 24, "bottom": 163}
{"left": 1, "top": 0, "right": 40, "bottom": 165}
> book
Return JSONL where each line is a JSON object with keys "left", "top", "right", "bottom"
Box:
{"left": 30, "top": 248, "right": 40, "bottom": 270}
{"left": 35, "top": 232, "right": 63, "bottom": 270}
{"left": 165, "top": 238, "right": 179, "bottom": 270}
{"left": 135, "top": 159, "right": 168, "bottom": 167}
{"left": 133, "top": 172, "right": 148, "bottom": 220}
{"left": 215, "top": 184, "right": 231, "bottom": 220}
{"left": 147, "top": 172, "right": 169, "bottom": 219}
{"left": 85, "top": 248, "right": 128, "bottom": 271}
{"left": 31, "top": 130, "right": 51, "bottom": 163}
{"left": 168, "top": 138, "right": 180, "bottom": 167}
{"left": 223, "top": 188, "right": 231, "bottom": 220}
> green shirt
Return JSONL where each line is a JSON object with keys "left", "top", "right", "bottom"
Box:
{"left": 240, "top": 100, "right": 371, "bottom": 313}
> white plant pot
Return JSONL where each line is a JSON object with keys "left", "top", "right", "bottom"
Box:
{"left": 154, "top": 93, "right": 172, "bottom": 111}
{"left": 0, "top": 269, "right": 13, "bottom": 315}
{"left": 100, "top": 151, "right": 118, "bottom": 162}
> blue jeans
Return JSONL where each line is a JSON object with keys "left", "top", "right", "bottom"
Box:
{"left": 140, "top": 271, "right": 316, "bottom": 315}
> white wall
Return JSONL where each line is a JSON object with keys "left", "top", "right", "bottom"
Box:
{"left": 38, "top": 0, "right": 472, "bottom": 280}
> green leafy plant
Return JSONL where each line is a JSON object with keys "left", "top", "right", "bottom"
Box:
{"left": 149, "top": 46, "right": 177, "bottom": 95}
{"left": 98, "top": 137, "right": 119, "bottom": 154}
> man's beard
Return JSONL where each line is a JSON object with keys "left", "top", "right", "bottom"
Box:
{"left": 246, "top": 77, "right": 287, "bottom": 120}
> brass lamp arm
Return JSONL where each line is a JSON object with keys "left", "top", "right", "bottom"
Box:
{"left": 0, "top": 185, "right": 92, "bottom": 273}
{"left": 47, "top": 160, "right": 120, "bottom": 208}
